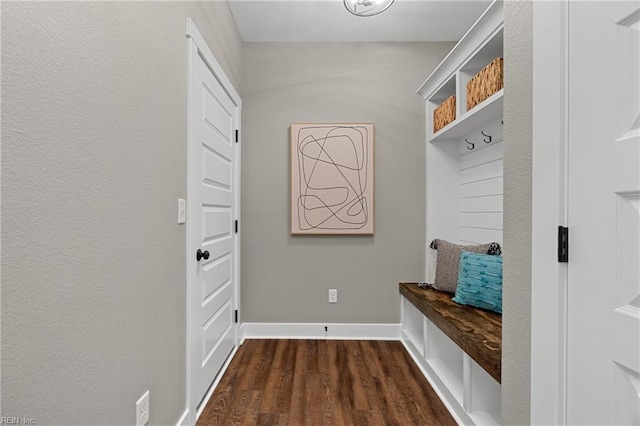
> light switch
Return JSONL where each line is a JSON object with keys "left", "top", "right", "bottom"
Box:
{"left": 177, "top": 198, "right": 186, "bottom": 224}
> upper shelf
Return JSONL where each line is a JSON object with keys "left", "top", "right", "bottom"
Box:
{"left": 417, "top": 0, "right": 503, "bottom": 101}
{"left": 430, "top": 89, "right": 503, "bottom": 143}
{"left": 418, "top": 0, "right": 503, "bottom": 143}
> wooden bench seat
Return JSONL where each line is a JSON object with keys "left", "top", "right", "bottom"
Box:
{"left": 399, "top": 282, "right": 502, "bottom": 383}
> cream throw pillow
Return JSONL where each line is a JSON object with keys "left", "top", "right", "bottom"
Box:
{"left": 430, "top": 239, "right": 501, "bottom": 293}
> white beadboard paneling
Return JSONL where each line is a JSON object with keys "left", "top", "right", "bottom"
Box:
{"left": 460, "top": 159, "right": 503, "bottom": 184}
{"left": 460, "top": 140, "right": 504, "bottom": 170}
{"left": 458, "top": 124, "right": 504, "bottom": 245}
{"left": 460, "top": 212, "right": 503, "bottom": 230}
{"left": 460, "top": 227, "right": 503, "bottom": 245}
{"left": 460, "top": 194, "right": 503, "bottom": 212}
{"left": 460, "top": 177, "right": 503, "bottom": 198}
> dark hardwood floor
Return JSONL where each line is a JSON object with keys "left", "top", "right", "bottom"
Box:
{"left": 197, "top": 339, "right": 456, "bottom": 425}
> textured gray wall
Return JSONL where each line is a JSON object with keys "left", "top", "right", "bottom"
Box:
{"left": 502, "top": 1, "right": 533, "bottom": 424}
{"left": 1, "top": 2, "right": 242, "bottom": 424}
{"left": 241, "top": 42, "right": 453, "bottom": 324}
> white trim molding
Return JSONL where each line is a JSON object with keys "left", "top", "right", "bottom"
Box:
{"left": 417, "top": 0, "right": 502, "bottom": 99}
{"left": 176, "top": 409, "right": 189, "bottom": 426}
{"left": 185, "top": 18, "right": 241, "bottom": 106}
{"left": 241, "top": 323, "right": 401, "bottom": 341}
{"left": 531, "top": 1, "right": 569, "bottom": 424}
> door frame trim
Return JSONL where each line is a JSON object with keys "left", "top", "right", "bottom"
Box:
{"left": 530, "top": 1, "right": 569, "bottom": 424}
{"left": 185, "top": 17, "right": 242, "bottom": 426}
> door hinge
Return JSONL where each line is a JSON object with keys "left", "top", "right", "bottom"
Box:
{"left": 235, "top": 129, "right": 239, "bottom": 143}
{"left": 235, "top": 220, "right": 238, "bottom": 234}
{"left": 234, "top": 309, "right": 238, "bottom": 323}
{"left": 558, "top": 226, "right": 569, "bottom": 263}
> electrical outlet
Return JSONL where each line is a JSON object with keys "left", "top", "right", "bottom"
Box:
{"left": 136, "top": 391, "right": 149, "bottom": 426}
{"left": 329, "top": 289, "right": 338, "bottom": 303}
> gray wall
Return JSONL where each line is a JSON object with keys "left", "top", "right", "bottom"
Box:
{"left": 241, "top": 43, "right": 453, "bottom": 324}
{"left": 502, "top": 1, "right": 533, "bottom": 424}
{"left": 2, "top": 1, "right": 536, "bottom": 423}
{"left": 1, "top": 2, "right": 242, "bottom": 424}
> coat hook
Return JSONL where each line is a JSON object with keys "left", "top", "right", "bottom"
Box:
{"left": 481, "top": 130, "right": 492, "bottom": 143}
{"left": 465, "top": 138, "right": 475, "bottom": 150}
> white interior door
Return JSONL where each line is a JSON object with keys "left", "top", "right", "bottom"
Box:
{"left": 567, "top": 1, "right": 640, "bottom": 424}
{"left": 187, "top": 32, "right": 239, "bottom": 420}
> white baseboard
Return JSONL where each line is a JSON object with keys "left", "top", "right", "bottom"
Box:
{"left": 240, "top": 322, "right": 401, "bottom": 340}
{"left": 176, "top": 409, "right": 189, "bottom": 426}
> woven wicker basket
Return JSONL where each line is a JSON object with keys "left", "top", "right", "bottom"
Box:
{"left": 467, "top": 57, "right": 504, "bottom": 111}
{"left": 433, "top": 95, "right": 456, "bottom": 133}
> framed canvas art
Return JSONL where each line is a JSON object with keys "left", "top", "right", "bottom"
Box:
{"left": 291, "top": 123, "right": 374, "bottom": 235}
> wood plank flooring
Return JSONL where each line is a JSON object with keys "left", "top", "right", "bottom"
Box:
{"left": 197, "top": 339, "right": 456, "bottom": 425}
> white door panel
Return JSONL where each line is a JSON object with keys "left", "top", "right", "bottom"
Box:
{"left": 202, "top": 79, "right": 234, "bottom": 141}
{"left": 200, "top": 283, "right": 232, "bottom": 328}
{"left": 203, "top": 209, "right": 232, "bottom": 241}
{"left": 202, "top": 238, "right": 233, "bottom": 264}
{"left": 201, "top": 185, "right": 233, "bottom": 207}
{"left": 202, "top": 256, "right": 232, "bottom": 299}
{"left": 567, "top": 2, "right": 640, "bottom": 424}
{"left": 202, "top": 148, "right": 232, "bottom": 189}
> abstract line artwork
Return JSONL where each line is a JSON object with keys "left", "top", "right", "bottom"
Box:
{"left": 291, "top": 123, "right": 374, "bottom": 234}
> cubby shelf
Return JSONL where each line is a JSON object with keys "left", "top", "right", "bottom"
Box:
{"left": 407, "top": 1, "right": 504, "bottom": 424}
{"left": 430, "top": 358, "right": 464, "bottom": 405}
{"left": 400, "top": 287, "right": 502, "bottom": 426}
{"left": 430, "top": 90, "right": 503, "bottom": 143}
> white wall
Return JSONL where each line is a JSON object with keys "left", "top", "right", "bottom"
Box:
{"left": 240, "top": 42, "right": 454, "bottom": 324}
{"left": 1, "top": 2, "right": 242, "bottom": 424}
{"left": 502, "top": 0, "right": 533, "bottom": 424}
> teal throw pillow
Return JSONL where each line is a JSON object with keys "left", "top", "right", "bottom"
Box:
{"left": 452, "top": 251, "right": 503, "bottom": 314}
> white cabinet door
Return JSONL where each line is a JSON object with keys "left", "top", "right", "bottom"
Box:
{"left": 567, "top": 1, "right": 640, "bottom": 424}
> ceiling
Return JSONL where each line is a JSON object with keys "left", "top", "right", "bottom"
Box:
{"left": 228, "top": 0, "right": 493, "bottom": 43}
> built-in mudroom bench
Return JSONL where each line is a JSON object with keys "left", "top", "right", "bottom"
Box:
{"left": 406, "top": 0, "right": 504, "bottom": 424}
{"left": 400, "top": 283, "right": 501, "bottom": 425}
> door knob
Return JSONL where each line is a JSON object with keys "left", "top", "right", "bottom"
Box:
{"left": 196, "top": 249, "right": 210, "bottom": 262}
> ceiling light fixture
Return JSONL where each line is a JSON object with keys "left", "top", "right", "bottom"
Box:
{"left": 344, "top": 0, "right": 395, "bottom": 17}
